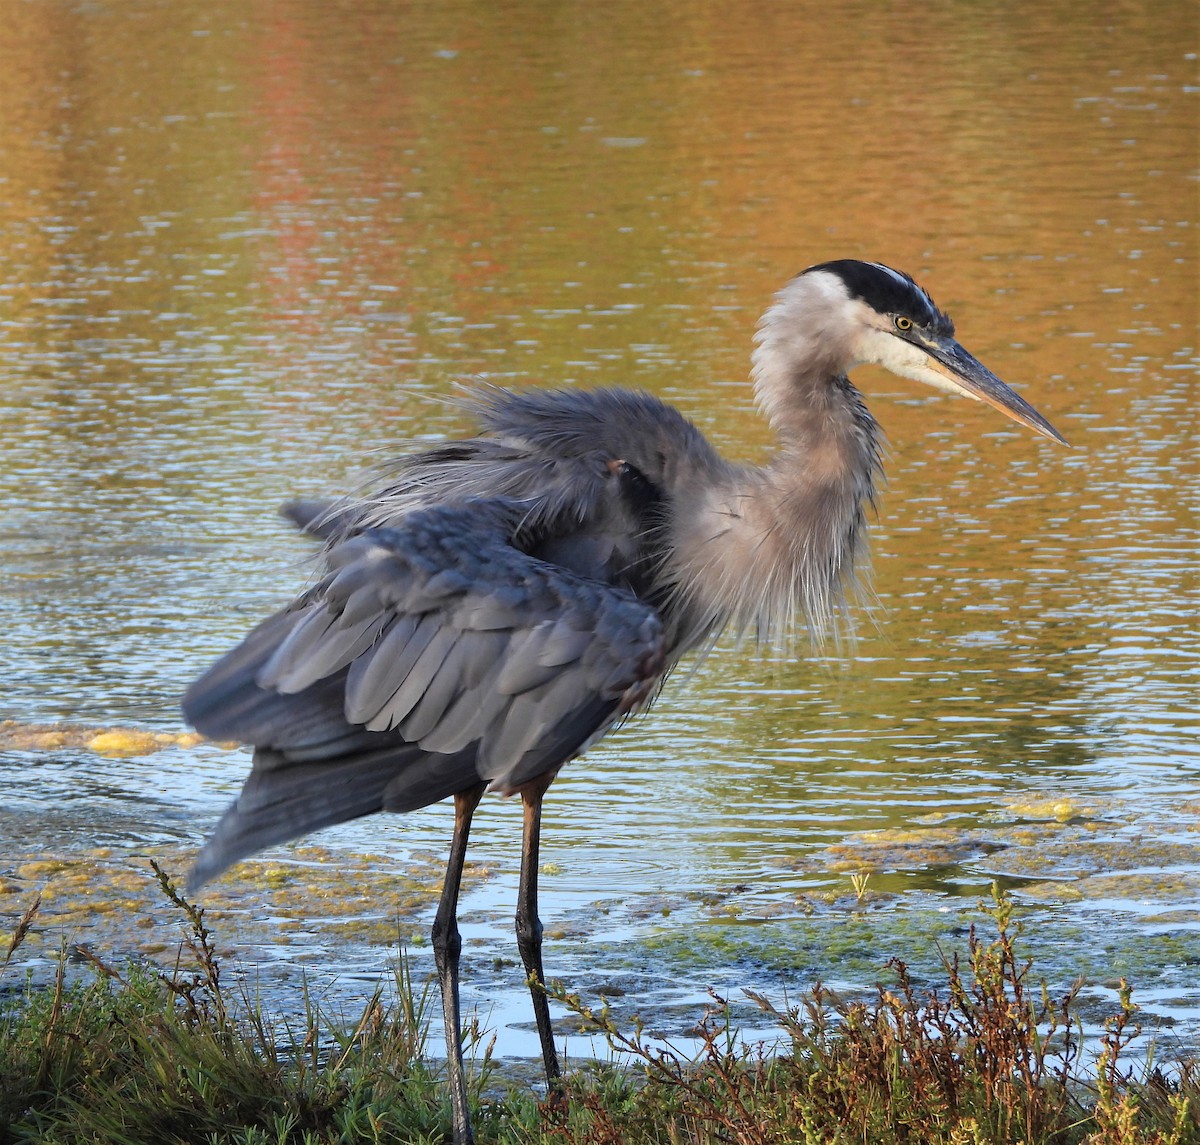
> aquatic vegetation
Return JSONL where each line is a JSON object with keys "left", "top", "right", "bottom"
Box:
{"left": 1005, "top": 794, "right": 1102, "bottom": 822}
{"left": 5, "top": 766, "right": 1195, "bottom": 1058}
{"left": 0, "top": 720, "right": 207, "bottom": 757}
{"left": 1, "top": 876, "right": 1195, "bottom": 1144}
{"left": 803, "top": 795, "right": 1200, "bottom": 912}
{"left": 822, "top": 825, "right": 996, "bottom": 871}
{"left": 0, "top": 844, "right": 492, "bottom": 969}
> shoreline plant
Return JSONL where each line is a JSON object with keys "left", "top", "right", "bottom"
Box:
{"left": 0, "top": 869, "right": 1194, "bottom": 1144}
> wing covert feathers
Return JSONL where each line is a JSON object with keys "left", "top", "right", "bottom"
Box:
{"left": 185, "top": 495, "right": 664, "bottom": 887}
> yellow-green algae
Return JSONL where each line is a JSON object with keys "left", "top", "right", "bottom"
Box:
{"left": 1018, "top": 871, "right": 1200, "bottom": 904}
{"left": 0, "top": 844, "right": 492, "bottom": 968}
{"left": 1004, "top": 794, "right": 1103, "bottom": 822}
{"left": 0, "top": 719, "right": 209, "bottom": 757}
{"left": 772, "top": 790, "right": 1200, "bottom": 909}
{"left": 821, "top": 828, "right": 991, "bottom": 873}
{"left": 611, "top": 790, "right": 1200, "bottom": 1005}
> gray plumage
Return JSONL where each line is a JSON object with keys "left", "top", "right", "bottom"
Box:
{"left": 182, "top": 260, "right": 1064, "bottom": 1145}
{"left": 186, "top": 493, "right": 664, "bottom": 886}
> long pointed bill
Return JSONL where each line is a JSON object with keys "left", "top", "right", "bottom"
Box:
{"left": 922, "top": 337, "right": 1067, "bottom": 445}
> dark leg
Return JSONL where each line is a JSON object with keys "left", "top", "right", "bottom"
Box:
{"left": 515, "top": 776, "right": 562, "bottom": 1091}
{"left": 432, "top": 783, "right": 486, "bottom": 1145}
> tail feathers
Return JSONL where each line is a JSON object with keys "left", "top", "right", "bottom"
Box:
{"left": 381, "top": 750, "right": 482, "bottom": 814}
{"left": 187, "top": 743, "right": 484, "bottom": 891}
{"left": 188, "top": 749, "right": 413, "bottom": 890}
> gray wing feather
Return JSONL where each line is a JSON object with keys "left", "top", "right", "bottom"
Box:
{"left": 258, "top": 610, "right": 340, "bottom": 687}
{"left": 184, "top": 497, "right": 665, "bottom": 887}
{"left": 477, "top": 674, "right": 580, "bottom": 782}
{"left": 537, "top": 622, "right": 595, "bottom": 668}
{"left": 259, "top": 612, "right": 388, "bottom": 695}
{"left": 419, "top": 683, "right": 510, "bottom": 754}
{"left": 343, "top": 613, "right": 427, "bottom": 724}
{"left": 493, "top": 624, "right": 560, "bottom": 694}
{"left": 454, "top": 588, "right": 528, "bottom": 630}
{"left": 366, "top": 624, "right": 458, "bottom": 732}
{"left": 460, "top": 627, "right": 508, "bottom": 688}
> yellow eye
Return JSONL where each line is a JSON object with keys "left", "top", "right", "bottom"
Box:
{"left": 894, "top": 316, "right": 913, "bottom": 331}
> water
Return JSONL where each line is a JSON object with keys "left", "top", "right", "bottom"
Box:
{"left": 1, "top": 1, "right": 1196, "bottom": 1062}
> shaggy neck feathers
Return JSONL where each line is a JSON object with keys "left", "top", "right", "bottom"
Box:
{"left": 666, "top": 272, "right": 883, "bottom": 648}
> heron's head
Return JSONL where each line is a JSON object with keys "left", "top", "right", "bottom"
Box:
{"left": 756, "top": 259, "right": 1066, "bottom": 444}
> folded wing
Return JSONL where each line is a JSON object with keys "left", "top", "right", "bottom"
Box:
{"left": 184, "top": 499, "right": 664, "bottom": 886}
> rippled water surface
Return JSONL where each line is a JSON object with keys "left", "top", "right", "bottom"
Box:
{"left": 1, "top": 1, "right": 1197, "bottom": 1060}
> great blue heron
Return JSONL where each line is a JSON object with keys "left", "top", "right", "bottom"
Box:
{"left": 183, "top": 259, "right": 1064, "bottom": 1144}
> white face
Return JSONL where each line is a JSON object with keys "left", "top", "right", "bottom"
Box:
{"left": 849, "top": 315, "right": 981, "bottom": 402}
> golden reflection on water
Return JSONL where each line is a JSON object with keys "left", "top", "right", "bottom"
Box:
{"left": 0, "top": 0, "right": 1196, "bottom": 1045}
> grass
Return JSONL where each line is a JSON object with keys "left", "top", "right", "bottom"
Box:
{"left": 0, "top": 866, "right": 1195, "bottom": 1144}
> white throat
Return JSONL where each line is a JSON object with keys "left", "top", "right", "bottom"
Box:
{"left": 851, "top": 325, "right": 967, "bottom": 397}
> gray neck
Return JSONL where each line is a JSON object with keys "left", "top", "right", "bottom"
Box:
{"left": 664, "top": 311, "right": 883, "bottom": 649}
